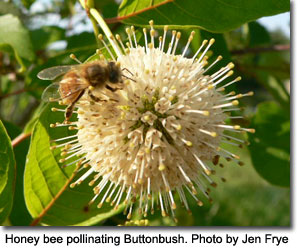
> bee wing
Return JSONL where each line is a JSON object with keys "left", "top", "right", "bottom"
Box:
{"left": 41, "top": 82, "right": 61, "bottom": 102}
{"left": 37, "top": 65, "right": 73, "bottom": 80}
{"left": 42, "top": 81, "right": 88, "bottom": 103}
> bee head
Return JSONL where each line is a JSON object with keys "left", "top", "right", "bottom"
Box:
{"left": 108, "top": 62, "right": 122, "bottom": 83}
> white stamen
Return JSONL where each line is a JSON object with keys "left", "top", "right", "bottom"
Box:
{"left": 192, "top": 39, "right": 208, "bottom": 61}
{"left": 161, "top": 25, "right": 168, "bottom": 51}
{"left": 203, "top": 55, "right": 222, "bottom": 73}
{"left": 182, "top": 31, "right": 195, "bottom": 57}
{"left": 98, "top": 34, "right": 116, "bottom": 61}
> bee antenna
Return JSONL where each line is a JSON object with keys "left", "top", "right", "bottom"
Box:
{"left": 70, "top": 54, "right": 82, "bottom": 64}
{"left": 122, "top": 68, "right": 134, "bottom": 76}
{"left": 122, "top": 74, "right": 136, "bottom": 82}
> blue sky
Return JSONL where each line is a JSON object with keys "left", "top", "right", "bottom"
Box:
{"left": 258, "top": 12, "right": 290, "bottom": 36}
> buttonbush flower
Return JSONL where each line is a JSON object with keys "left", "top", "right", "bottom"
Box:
{"left": 49, "top": 20, "right": 254, "bottom": 221}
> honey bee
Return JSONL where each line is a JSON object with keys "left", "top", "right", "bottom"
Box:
{"left": 38, "top": 60, "right": 125, "bottom": 122}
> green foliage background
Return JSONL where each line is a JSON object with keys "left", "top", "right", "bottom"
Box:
{"left": 0, "top": 0, "right": 290, "bottom": 226}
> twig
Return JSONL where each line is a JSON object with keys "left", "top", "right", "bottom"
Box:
{"left": 104, "top": 0, "right": 174, "bottom": 24}
{"left": 11, "top": 133, "right": 31, "bottom": 147}
{"left": 231, "top": 44, "right": 290, "bottom": 55}
{"left": 0, "top": 89, "right": 26, "bottom": 100}
{"left": 111, "top": 22, "right": 122, "bottom": 33}
{"left": 238, "top": 64, "right": 289, "bottom": 74}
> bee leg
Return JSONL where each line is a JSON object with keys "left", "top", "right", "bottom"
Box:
{"left": 88, "top": 89, "right": 107, "bottom": 102}
{"left": 64, "top": 104, "right": 75, "bottom": 122}
{"left": 64, "top": 90, "right": 85, "bottom": 123}
{"left": 105, "top": 84, "right": 122, "bottom": 92}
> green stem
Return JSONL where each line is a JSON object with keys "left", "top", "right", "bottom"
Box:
{"left": 90, "top": 16, "right": 101, "bottom": 47}
{"left": 78, "top": 0, "right": 121, "bottom": 57}
{"left": 89, "top": 8, "right": 122, "bottom": 57}
{"left": 14, "top": 49, "right": 26, "bottom": 73}
{"left": 78, "top": 0, "right": 100, "bottom": 47}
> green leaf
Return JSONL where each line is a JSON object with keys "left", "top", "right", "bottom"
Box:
{"left": 0, "top": 14, "right": 35, "bottom": 60}
{"left": 21, "top": 0, "right": 36, "bottom": 9}
{"left": 24, "top": 104, "right": 124, "bottom": 226}
{"left": 66, "top": 32, "right": 97, "bottom": 50}
{"left": 30, "top": 26, "right": 66, "bottom": 51}
{"left": 0, "top": 1, "right": 21, "bottom": 16}
{"left": 247, "top": 21, "right": 271, "bottom": 47}
{"left": 257, "top": 53, "right": 290, "bottom": 81}
{"left": 2, "top": 121, "right": 21, "bottom": 140}
{"left": 0, "top": 75, "right": 13, "bottom": 96}
{"left": 231, "top": 26, "right": 290, "bottom": 109}
{"left": 248, "top": 101, "right": 290, "bottom": 187}
{"left": 98, "top": 0, "right": 119, "bottom": 18}
{"left": 23, "top": 102, "right": 47, "bottom": 134}
{"left": 0, "top": 120, "right": 16, "bottom": 224}
{"left": 118, "top": 0, "right": 290, "bottom": 33}
{"left": 262, "top": 75, "right": 290, "bottom": 110}
{"left": 0, "top": 14, "right": 35, "bottom": 71}
{"left": 2, "top": 121, "right": 32, "bottom": 226}
{"left": 250, "top": 71, "right": 290, "bottom": 110}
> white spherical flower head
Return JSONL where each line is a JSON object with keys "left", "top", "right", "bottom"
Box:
{"left": 50, "top": 21, "right": 255, "bottom": 220}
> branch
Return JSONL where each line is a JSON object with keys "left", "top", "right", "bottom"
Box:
{"left": 104, "top": 0, "right": 174, "bottom": 24}
{"left": 11, "top": 132, "right": 31, "bottom": 147}
{"left": 0, "top": 88, "right": 26, "bottom": 100}
{"left": 231, "top": 44, "right": 290, "bottom": 55}
{"left": 238, "top": 64, "right": 289, "bottom": 74}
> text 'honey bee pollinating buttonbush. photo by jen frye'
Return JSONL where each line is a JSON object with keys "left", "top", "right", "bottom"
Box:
{"left": 47, "top": 19, "right": 255, "bottom": 221}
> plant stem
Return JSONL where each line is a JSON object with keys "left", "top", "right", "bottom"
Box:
{"left": 231, "top": 44, "right": 290, "bottom": 55}
{"left": 90, "top": 16, "right": 101, "bottom": 47}
{"left": 14, "top": 49, "right": 26, "bottom": 73}
{"left": 89, "top": 8, "right": 122, "bottom": 57}
{"left": 0, "top": 88, "right": 26, "bottom": 100}
{"left": 78, "top": 0, "right": 100, "bottom": 47}
{"left": 78, "top": 0, "right": 122, "bottom": 57}
{"left": 11, "top": 132, "right": 31, "bottom": 147}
